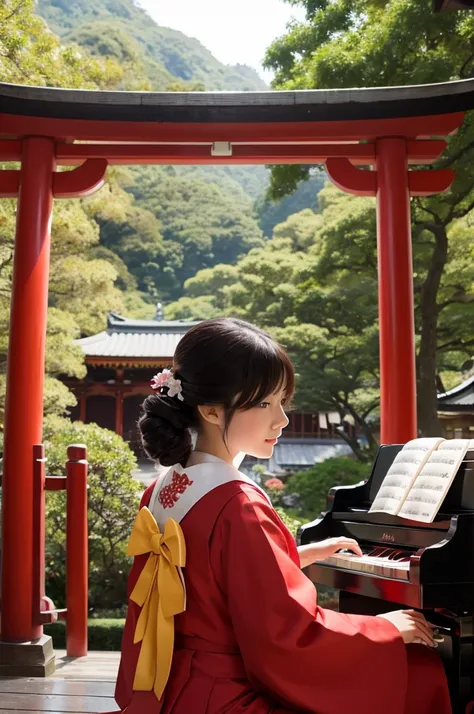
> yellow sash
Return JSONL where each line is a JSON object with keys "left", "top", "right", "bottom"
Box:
{"left": 126, "top": 507, "right": 186, "bottom": 701}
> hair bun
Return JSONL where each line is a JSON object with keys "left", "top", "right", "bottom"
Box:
{"left": 138, "top": 393, "right": 193, "bottom": 467}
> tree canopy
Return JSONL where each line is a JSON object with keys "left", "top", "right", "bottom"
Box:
{"left": 261, "top": 0, "right": 474, "bottom": 436}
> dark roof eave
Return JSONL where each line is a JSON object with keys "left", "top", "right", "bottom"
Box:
{"left": 437, "top": 402, "right": 474, "bottom": 411}
{"left": 1, "top": 78, "right": 474, "bottom": 125}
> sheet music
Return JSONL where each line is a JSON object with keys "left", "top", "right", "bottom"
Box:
{"left": 369, "top": 438, "right": 445, "bottom": 515}
{"left": 398, "top": 439, "right": 472, "bottom": 523}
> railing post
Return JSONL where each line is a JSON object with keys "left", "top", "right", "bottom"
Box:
{"left": 66, "top": 444, "right": 88, "bottom": 657}
{"left": 32, "top": 444, "right": 47, "bottom": 628}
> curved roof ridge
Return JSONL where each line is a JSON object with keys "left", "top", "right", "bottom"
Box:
{"left": 2, "top": 77, "right": 474, "bottom": 106}
{"left": 438, "top": 373, "right": 474, "bottom": 399}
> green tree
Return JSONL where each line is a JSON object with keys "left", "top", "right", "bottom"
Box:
{"left": 165, "top": 237, "right": 306, "bottom": 324}
{"left": 164, "top": 264, "right": 239, "bottom": 320}
{"left": 256, "top": 172, "right": 325, "bottom": 237}
{"left": 61, "top": 21, "right": 155, "bottom": 90}
{"left": 129, "top": 173, "right": 264, "bottom": 300}
{"left": 0, "top": 0, "right": 122, "bottom": 87}
{"left": 264, "top": 0, "right": 474, "bottom": 436}
{"left": 90, "top": 179, "right": 167, "bottom": 300}
{"left": 285, "top": 457, "right": 371, "bottom": 521}
{"left": 274, "top": 323, "right": 380, "bottom": 460}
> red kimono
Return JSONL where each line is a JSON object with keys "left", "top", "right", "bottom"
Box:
{"left": 115, "top": 456, "right": 452, "bottom": 714}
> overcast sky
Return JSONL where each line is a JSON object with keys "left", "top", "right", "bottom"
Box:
{"left": 137, "top": 0, "right": 306, "bottom": 80}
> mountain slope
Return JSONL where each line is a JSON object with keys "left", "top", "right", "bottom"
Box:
{"left": 37, "top": 0, "right": 267, "bottom": 90}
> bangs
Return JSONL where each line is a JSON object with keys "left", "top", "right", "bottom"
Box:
{"left": 232, "top": 340, "right": 295, "bottom": 411}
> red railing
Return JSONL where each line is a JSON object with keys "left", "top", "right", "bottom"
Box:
{"left": 33, "top": 443, "right": 88, "bottom": 657}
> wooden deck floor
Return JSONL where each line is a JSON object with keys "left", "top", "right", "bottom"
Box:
{"left": 0, "top": 651, "right": 120, "bottom": 713}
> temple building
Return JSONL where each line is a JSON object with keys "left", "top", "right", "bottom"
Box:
{"left": 66, "top": 309, "right": 355, "bottom": 472}
{"left": 437, "top": 375, "right": 474, "bottom": 438}
{"left": 65, "top": 307, "right": 197, "bottom": 449}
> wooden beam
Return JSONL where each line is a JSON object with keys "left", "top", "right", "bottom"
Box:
{"left": 53, "top": 159, "right": 107, "bottom": 198}
{"left": 0, "top": 140, "right": 22, "bottom": 161}
{"left": 54, "top": 140, "right": 447, "bottom": 166}
{"left": 0, "top": 113, "right": 464, "bottom": 144}
{"left": 0, "top": 170, "right": 20, "bottom": 198}
{"left": 0, "top": 138, "right": 449, "bottom": 168}
{"left": 325, "top": 158, "right": 377, "bottom": 196}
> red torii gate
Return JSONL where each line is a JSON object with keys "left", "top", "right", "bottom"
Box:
{"left": 0, "top": 78, "right": 473, "bottom": 671}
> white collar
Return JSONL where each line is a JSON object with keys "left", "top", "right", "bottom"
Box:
{"left": 148, "top": 451, "right": 269, "bottom": 529}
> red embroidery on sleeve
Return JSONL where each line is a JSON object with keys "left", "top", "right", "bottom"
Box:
{"left": 158, "top": 471, "right": 194, "bottom": 509}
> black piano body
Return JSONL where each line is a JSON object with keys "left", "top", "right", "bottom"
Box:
{"left": 299, "top": 444, "right": 474, "bottom": 714}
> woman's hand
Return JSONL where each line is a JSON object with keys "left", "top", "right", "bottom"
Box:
{"left": 377, "top": 610, "right": 435, "bottom": 647}
{"left": 298, "top": 537, "right": 362, "bottom": 569}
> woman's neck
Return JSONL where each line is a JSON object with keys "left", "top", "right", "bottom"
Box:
{"left": 194, "top": 436, "right": 235, "bottom": 465}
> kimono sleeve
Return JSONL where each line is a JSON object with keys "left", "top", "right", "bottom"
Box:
{"left": 115, "top": 481, "right": 157, "bottom": 709}
{"left": 212, "top": 485, "right": 408, "bottom": 714}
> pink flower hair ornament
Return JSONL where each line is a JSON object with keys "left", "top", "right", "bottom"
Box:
{"left": 151, "top": 369, "right": 184, "bottom": 402}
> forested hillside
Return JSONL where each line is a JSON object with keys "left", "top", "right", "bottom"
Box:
{"left": 34, "top": 0, "right": 298, "bottom": 303}
{"left": 33, "top": 0, "right": 325, "bottom": 303}
{"left": 37, "top": 0, "right": 267, "bottom": 91}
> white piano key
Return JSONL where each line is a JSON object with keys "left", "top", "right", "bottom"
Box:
{"left": 316, "top": 551, "right": 411, "bottom": 581}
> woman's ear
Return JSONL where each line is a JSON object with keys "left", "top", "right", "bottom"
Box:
{"left": 197, "top": 404, "right": 225, "bottom": 427}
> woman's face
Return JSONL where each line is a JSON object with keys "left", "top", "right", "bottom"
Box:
{"left": 225, "top": 387, "right": 289, "bottom": 459}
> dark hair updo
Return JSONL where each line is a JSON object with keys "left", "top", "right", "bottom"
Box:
{"left": 138, "top": 317, "right": 295, "bottom": 467}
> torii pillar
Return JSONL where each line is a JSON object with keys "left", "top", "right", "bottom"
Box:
{"left": 326, "top": 138, "right": 455, "bottom": 444}
{"left": 0, "top": 145, "right": 107, "bottom": 674}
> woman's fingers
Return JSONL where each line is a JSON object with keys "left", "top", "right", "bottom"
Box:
{"left": 413, "top": 622, "right": 435, "bottom": 647}
{"left": 378, "top": 609, "right": 436, "bottom": 647}
{"left": 335, "top": 538, "right": 363, "bottom": 557}
{"left": 404, "top": 611, "right": 435, "bottom": 647}
{"left": 415, "top": 620, "right": 434, "bottom": 642}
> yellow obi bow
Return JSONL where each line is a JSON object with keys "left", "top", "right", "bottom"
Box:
{"left": 126, "top": 507, "right": 186, "bottom": 701}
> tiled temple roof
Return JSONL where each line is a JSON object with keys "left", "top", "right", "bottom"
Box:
{"left": 76, "top": 311, "right": 198, "bottom": 364}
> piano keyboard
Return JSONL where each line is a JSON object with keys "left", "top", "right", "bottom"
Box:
{"left": 317, "top": 546, "right": 412, "bottom": 581}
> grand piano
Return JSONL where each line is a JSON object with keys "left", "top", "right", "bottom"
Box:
{"left": 299, "top": 444, "right": 474, "bottom": 714}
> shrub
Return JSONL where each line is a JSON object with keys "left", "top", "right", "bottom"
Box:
{"left": 44, "top": 618, "right": 125, "bottom": 651}
{"left": 285, "top": 457, "right": 371, "bottom": 520}
{"left": 274, "top": 507, "right": 303, "bottom": 537}
{"left": 264, "top": 477, "right": 285, "bottom": 490}
{"left": 43, "top": 416, "right": 141, "bottom": 611}
{"left": 263, "top": 476, "right": 287, "bottom": 507}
